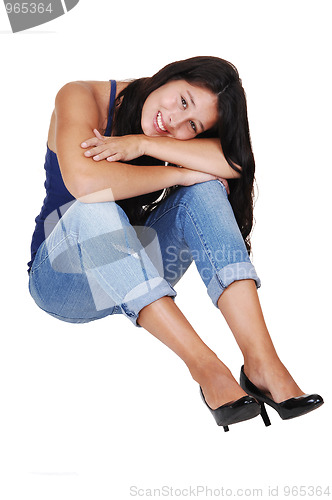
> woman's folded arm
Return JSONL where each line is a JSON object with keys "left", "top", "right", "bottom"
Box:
{"left": 54, "top": 82, "right": 187, "bottom": 202}
{"left": 141, "top": 135, "right": 242, "bottom": 179}
{"left": 81, "top": 131, "right": 242, "bottom": 179}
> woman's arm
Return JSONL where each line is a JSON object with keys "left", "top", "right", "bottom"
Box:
{"left": 54, "top": 82, "right": 218, "bottom": 203}
{"left": 81, "top": 133, "right": 242, "bottom": 179}
{"left": 142, "top": 136, "right": 241, "bottom": 179}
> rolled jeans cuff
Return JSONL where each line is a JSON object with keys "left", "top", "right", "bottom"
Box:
{"left": 207, "top": 262, "right": 261, "bottom": 308}
{"left": 120, "top": 277, "right": 177, "bottom": 328}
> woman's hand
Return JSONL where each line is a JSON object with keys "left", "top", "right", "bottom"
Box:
{"left": 81, "top": 129, "right": 145, "bottom": 162}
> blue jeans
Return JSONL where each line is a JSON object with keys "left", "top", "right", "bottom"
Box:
{"left": 28, "top": 180, "right": 261, "bottom": 328}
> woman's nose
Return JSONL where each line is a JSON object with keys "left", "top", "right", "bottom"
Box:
{"left": 169, "top": 111, "right": 184, "bottom": 130}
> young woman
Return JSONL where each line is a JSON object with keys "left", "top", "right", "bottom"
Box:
{"left": 28, "top": 56, "right": 324, "bottom": 432}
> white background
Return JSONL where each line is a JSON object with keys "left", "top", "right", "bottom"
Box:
{"left": 0, "top": 1, "right": 331, "bottom": 499}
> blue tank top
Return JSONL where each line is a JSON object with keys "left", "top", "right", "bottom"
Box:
{"left": 27, "top": 80, "right": 117, "bottom": 272}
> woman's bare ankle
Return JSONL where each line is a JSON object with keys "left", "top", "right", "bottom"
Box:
{"left": 243, "top": 355, "right": 305, "bottom": 402}
{"left": 187, "top": 352, "right": 221, "bottom": 384}
{"left": 188, "top": 356, "right": 247, "bottom": 410}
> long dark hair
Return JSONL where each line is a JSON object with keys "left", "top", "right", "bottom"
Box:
{"left": 111, "top": 56, "right": 256, "bottom": 254}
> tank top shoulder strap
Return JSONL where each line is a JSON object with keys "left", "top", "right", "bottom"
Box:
{"left": 104, "top": 79, "right": 117, "bottom": 137}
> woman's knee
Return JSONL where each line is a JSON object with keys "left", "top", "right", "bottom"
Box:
{"left": 57, "top": 200, "right": 131, "bottom": 240}
{"left": 71, "top": 200, "right": 129, "bottom": 224}
{"left": 178, "top": 179, "right": 228, "bottom": 206}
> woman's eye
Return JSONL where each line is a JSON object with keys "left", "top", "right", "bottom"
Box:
{"left": 189, "top": 120, "right": 197, "bottom": 133}
{"left": 181, "top": 96, "right": 196, "bottom": 132}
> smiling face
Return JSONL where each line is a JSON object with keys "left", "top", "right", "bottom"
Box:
{"left": 141, "top": 79, "right": 218, "bottom": 140}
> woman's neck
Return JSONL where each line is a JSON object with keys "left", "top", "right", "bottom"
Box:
{"left": 90, "top": 80, "right": 130, "bottom": 131}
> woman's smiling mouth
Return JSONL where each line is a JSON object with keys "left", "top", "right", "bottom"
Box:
{"left": 154, "top": 111, "right": 168, "bottom": 134}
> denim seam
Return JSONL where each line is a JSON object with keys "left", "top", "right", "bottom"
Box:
{"left": 177, "top": 202, "right": 227, "bottom": 279}
{"left": 215, "top": 262, "right": 261, "bottom": 288}
{"left": 78, "top": 242, "right": 126, "bottom": 305}
{"left": 40, "top": 307, "right": 102, "bottom": 322}
{"left": 30, "top": 233, "right": 77, "bottom": 274}
{"left": 28, "top": 270, "right": 43, "bottom": 305}
{"left": 146, "top": 201, "right": 227, "bottom": 290}
{"left": 30, "top": 269, "right": 116, "bottom": 322}
{"left": 207, "top": 262, "right": 261, "bottom": 307}
{"left": 122, "top": 278, "right": 177, "bottom": 318}
{"left": 146, "top": 204, "right": 184, "bottom": 234}
{"left": 180, "top": 201, "right": 219, "bottom": 266}
{"left": 122, "top": 285, "right": 177, "bottom": 326}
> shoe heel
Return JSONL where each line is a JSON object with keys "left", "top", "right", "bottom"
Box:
{"left": 223, "top": 426, "right": 229, "bottom": 432}
{"left": 260, "top": 403, "right": 271, "bottom": 427}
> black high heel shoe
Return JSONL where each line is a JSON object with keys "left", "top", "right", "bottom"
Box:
{"left": 199, "top": 386, "right": 261, "bottom": 432}
{"left": 240, "top": 365, "right": 324, "bottom": 426}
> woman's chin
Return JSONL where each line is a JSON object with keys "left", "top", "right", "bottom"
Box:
{"left": 143, "top": 129, "right": 159, "bottom": 138}
{"left": 141, "top": 125, "right": 153, "bottom": 137}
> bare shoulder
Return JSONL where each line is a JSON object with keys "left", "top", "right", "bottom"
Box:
{"left": 48, "top": 81, "right": 109, "bottom": 152}
{"left": 55, "top": 81, "right": 98, "bottom": 116}
{"left": 48, "top": 80, "right": 128, "bottom": 152}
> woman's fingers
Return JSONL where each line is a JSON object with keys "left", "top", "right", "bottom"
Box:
{"left": 81, "top": 137, "right": 102, "bottom": 148}
{"left": 81, "top": 130, "right": 106, "bottom": 149}
{"left": 106, "top": 153, "right": 122, "bottom": 162}
{"left": 83, "top": 141, "right": 124, "bottom": 162}
{"left": 93, "top": 128, "right": 104, "bottom": 140}
{"left": 86, "top": 147, "right": 122, "bottom": 162}
{"left": 82, "top": 135, "right": 142, "bottom": 162}
{"left": 84, "top": 144, "right": 109, "bottom": 158}
{"left": 92, "top": 150, "right": 117, "bottom": 161}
